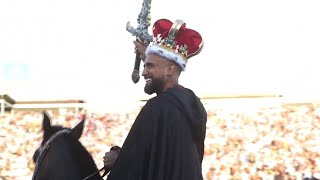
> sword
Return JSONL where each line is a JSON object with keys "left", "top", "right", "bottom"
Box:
{"left": 126, "top": 0, "right": 153, "bottom": 83}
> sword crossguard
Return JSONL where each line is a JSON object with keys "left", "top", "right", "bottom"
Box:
{"left": 126, "top": 22, "right": 152, "bottom": 45}
{"left": 126, "top": 0, "right": 152, "bottom": 45}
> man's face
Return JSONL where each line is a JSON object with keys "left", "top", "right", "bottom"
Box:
{"left": 142, "top": 54, "right": 167, "bottom": 95}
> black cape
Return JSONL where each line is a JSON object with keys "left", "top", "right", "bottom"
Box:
{"left": 107, "top": 85, "right": 207, "bottom": 180}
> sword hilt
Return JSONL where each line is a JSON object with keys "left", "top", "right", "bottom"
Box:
{"left": 131, "top": 52, "right": 141, "bottom": 83}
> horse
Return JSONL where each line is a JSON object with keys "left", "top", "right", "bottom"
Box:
{"left": 32, "top": 111, "right": 104, "bottom": 180}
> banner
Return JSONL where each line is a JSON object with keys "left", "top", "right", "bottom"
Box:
{"left": 1, "top": 63, "right": 29, "bottom": 81}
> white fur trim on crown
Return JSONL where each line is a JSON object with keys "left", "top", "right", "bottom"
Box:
{"left": 145, "top": 44, "right": 187, "bottom": 71}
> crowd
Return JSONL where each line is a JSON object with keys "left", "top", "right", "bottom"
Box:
{"left": 0, "top": 102, "right": 320, "bottom": 180}
{"left": 203, "top": 103, "right": 320, "bottom": 180}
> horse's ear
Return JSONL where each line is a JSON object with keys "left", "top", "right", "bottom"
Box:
{"left": 42, "top": 111, "right": 52, "bottom": 132}
{"left": 71, "top": 119, "right": 85, "bottom": 139}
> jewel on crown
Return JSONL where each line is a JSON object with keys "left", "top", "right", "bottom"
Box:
{"left": 179, "top": 44, "right": 188, "bottom": 56}
{"left": 175, "top": 45, "right": 180, "bottom": 53}
{"left": 152, "top": 34, "right": 189, "bottom": 57}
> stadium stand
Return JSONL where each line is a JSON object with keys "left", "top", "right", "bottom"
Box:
{"left": 1, "top": 94, "right": 320, "bottom": 179}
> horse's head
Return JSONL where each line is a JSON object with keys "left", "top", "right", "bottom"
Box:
{"left": 32, "top": 111, "right": 101, "bottom": 180}
{"left": 32, "top": 111, "right": 85, "bottom": 163}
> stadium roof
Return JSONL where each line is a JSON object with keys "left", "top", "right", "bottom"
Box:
{"left": 15, "top": 99, "right": 85, "bottom": 104}
{"left": 0, "top": 94, "right": 16, "bottom": 104}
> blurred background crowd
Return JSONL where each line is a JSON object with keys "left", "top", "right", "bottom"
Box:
{"left": 1, "top": 103, "right": 320, "bottom": 180}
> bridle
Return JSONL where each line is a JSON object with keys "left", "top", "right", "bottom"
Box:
{"left": 32, "top": 129, "right": 108, "bottom": 180}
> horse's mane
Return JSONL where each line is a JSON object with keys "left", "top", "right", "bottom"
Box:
{"left": 33, "top": 112, "right": 101, "bottom": 180}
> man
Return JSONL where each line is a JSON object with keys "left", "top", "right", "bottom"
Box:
{"left": 104, "top": 18, "right": 207, "bottom": 180}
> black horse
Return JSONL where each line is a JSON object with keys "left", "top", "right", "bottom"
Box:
{"left": 32, "top": 111, "right": 103, "bottom": 180}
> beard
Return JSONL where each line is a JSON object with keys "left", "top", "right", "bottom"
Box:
{"left": 144, "top": 77, "right": 165, "bottom": 95}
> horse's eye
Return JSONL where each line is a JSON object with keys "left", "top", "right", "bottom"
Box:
{"left": 33, "top": 149, "right": 40, "bottom": 163}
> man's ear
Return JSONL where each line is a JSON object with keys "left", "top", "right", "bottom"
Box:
{"left": 167, "top": 63, "right": 179, "bottom": 75}
{"left": 169, "top": 63, "right": 175, "bottom": 72}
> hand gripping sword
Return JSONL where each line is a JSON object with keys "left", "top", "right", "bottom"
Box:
{"left": 126, "top": 0, "right": 153, "bottom": 83}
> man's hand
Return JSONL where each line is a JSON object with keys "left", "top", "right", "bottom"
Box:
{"left": 133, "top": 40, "right": 148, "bottom": 61}
{"left": 103, "top": 146, "right": 121, "bottom": 170}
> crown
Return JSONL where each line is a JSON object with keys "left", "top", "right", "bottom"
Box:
{"left": 145, "top": 19, "right": 203, "bottom": 71}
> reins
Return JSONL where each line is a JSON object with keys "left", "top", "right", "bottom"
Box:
{"left": 83, "top": 145, "right": 121, "bottom": 180}
{"left": 83, "top": 167, "right": 109, "bottom": 180}
{"left": 32, "top": 129, "right": 72, "bottom": 180}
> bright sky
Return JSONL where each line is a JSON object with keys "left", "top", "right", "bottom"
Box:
{"left": 0, "top": 0, "right": 320, "bottom": 109}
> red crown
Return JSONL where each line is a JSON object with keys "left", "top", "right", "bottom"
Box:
{"left": 145, "top": 19, "right": 203, "bottom": 71}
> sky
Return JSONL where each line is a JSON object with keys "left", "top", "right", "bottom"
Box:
{"left": 0, "top": 0, "right": 320, "bottom": 110}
